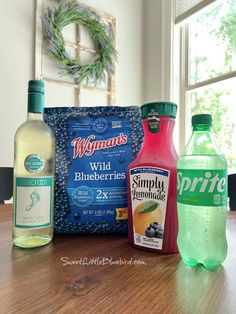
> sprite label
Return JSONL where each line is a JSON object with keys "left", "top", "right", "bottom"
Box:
{"left": 177, "top": 169, "right": 227, "bottom": 206}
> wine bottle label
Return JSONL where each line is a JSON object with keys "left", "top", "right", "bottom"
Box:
{"left": 14, "top": 177, "right": 53, "bottom": 228}
{"left": 177, "top": 169, "right": 227, "bottom": 206}
{"left": 129, "top": 167, "right": 170, "bottom": 250}
{"left": 24, "top": 154, "right": 45, "bottom": 173}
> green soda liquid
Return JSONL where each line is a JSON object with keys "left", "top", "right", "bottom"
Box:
{"left": 177, "top": 114, "right": 228, "bottom": 270}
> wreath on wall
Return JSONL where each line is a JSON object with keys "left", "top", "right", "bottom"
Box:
{"left": 42, "top": 0, "right": 117, "bottom": 85}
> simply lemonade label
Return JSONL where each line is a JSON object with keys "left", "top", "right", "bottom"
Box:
{"left": 177, "top": 169, "right": 227, "bottom": 206}
{"left": 129, "top": 167, "right": 170, "bottom": 250}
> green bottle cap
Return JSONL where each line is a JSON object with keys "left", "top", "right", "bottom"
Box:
{"left": 28, "top": 80, "right": 44, "bottom": 113}
{"left": 141, "top": 102, "right": 177, "bottom": 119}
{"left": 192, "top": 114, "right": 212, "bottom": 126}
{"left": 28, "top": 80, "right": 44, "bottom": 94}
{"left": 141, "top": 102, "right": 177, "bottom": 134}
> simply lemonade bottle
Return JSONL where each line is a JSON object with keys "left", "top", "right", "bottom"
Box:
{"left": 128, "top": 102, "right": 178, "bottom": 253}
{"left": 13, "top": 80, "right": 55, "bottom": 248}
{"left": 177, "top": 114, "right": 228, "bottom": 270}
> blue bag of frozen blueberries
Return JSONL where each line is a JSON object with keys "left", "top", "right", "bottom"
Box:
{"left": 44, "top": 106, "right": 143, "bottom": 234}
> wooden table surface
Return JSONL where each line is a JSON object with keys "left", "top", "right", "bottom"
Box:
{"left": 1, "top": 204, "right": 236, "bottom": 314}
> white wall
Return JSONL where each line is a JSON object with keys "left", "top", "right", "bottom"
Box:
{"left": 0, "top": 1, "right": 35, "bottom": 167}
{"left": 79, "top": 0, "right": 144, "bottom": 105}
{"left": 144, "top": 0, "right": 180, "bottom": 152}
{"left": 0, "top": 0, "right": 163, "bottom": 167}
{"left": 143, "top": 0, "right": 162, "bottom": 103}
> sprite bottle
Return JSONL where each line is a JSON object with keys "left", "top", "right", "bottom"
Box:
{"left": 177, "top": 114, "right": 228, "bottom": 270}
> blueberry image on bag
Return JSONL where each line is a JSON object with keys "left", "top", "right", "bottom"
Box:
{"left": 44, "top": 106, "right": 143, "bottom": 234}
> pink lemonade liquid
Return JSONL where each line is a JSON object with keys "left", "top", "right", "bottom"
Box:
{"left": 128, "top": 102, "right": 178, "bottom": 253}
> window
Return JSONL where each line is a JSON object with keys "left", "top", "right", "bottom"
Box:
{"left": 177, "top": 0, "right": 236, "bottom": 172}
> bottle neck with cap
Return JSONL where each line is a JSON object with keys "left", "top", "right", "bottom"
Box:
{"left": 142, "top": 116, "right": 175, "bottom": 150}
{"left": 185, "top": 123, "right": 221, "bottom": 155}
{"left": 140, "top": 102, "right": 177, "bottom": 153}
{"left": 193, "top": 124, "right": 211, "bottom": 132}
{"left": 27, "top": 88, "right": 44, "bottom": 121}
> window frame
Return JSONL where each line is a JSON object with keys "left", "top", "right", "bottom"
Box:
{"left": 178, "top": 5, "right": 236, "bottom": 152}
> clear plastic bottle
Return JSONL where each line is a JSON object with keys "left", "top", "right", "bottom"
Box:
{"left": 128, "top": 102, "right": 178, "bottom": 253}
{"left": 13, "top": 80, "right": 55, "bottom": 248}
{"left": 177, "top": 114, "right": 228, "bottom": 270}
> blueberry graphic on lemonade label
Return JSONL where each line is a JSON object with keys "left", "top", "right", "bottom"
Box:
{"left": 145, "top": 222, "right": 164, "bottom": 239}
{"left": 145, "top": 226, "right": 156, "bottom": 238}
{"left": 133, "top": 201, "right": 163, "bottom": 236}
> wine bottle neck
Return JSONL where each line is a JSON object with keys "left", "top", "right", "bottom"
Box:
{"left": 27, "top": 112, "right": 43, "bottom": 121}
{"left": 28, "top": 93, "right": 44, "bottom": 114}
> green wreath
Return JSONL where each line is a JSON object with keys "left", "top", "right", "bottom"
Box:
{"left": 42, "top": 0, "right": 117, "bottom": 84}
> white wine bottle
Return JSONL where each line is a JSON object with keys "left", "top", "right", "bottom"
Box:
{"left": 13, "top": 80, "right": 55, "bottom": 248}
